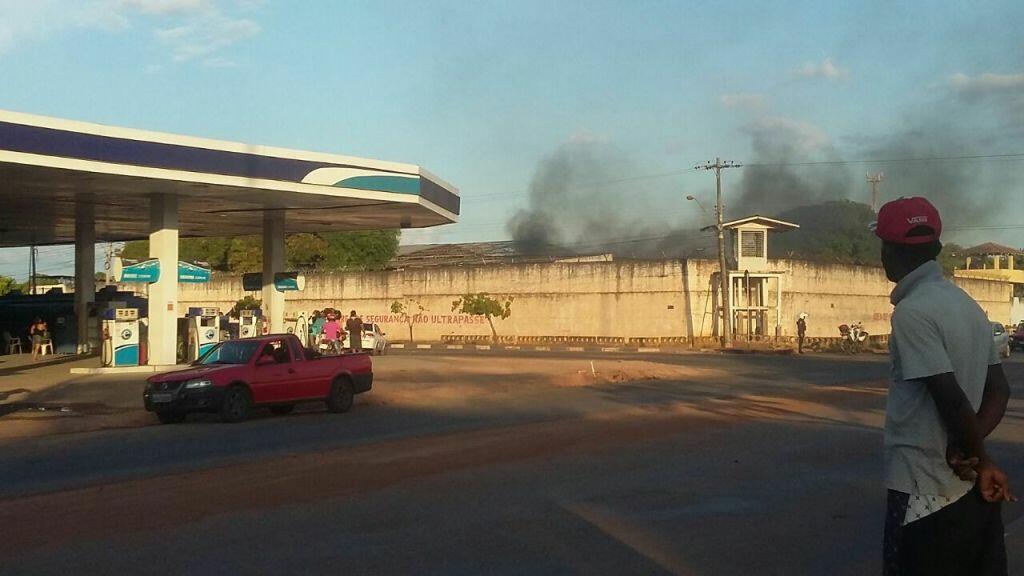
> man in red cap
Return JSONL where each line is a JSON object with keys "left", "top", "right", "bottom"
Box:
{"left": 876, "top": 197, "right": 1014, "bottom": 575}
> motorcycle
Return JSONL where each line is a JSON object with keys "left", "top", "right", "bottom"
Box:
{"left": 315, "top": 333, "right": 344, "bottom": 356}
{"left": 838, "top": 321, "right": 869, "bottom": 354}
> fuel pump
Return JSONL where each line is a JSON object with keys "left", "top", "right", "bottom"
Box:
{"left": 101, "top": 307, "right": 140, "bottom": 367}
{"left": 283, "top": 312, "right": 309, "bottom": 347}
{"left": 295, "top": 312, "right": 309, "bottom": 348}
{"left": 186, "top": 307, "right": 221, "bottom": 361}
{"left": 238, "top": 309, "right": 262, "bottom": 338}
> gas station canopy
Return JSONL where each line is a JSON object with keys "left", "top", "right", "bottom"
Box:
{"left": 0, "top": 108, "right": 460, "bottom": 367}
{"left": 0, "top": 109, "right": 459, "bottom": 246}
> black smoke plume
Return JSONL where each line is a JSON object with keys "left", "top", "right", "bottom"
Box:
{"left": 507, "top": 141, "right": 712, "bottom": 258}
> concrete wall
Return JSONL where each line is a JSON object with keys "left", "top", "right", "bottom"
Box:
{"left": 176, "top": 259, "right": 1012, "bottom": 341}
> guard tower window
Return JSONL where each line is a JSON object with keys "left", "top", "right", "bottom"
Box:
{"left": 740, "top": 230, "right": 765, "bottom": 258}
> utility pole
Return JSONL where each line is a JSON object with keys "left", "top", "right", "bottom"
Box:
{"left": 867, "top": 172, "right": 884, "bottom": 212}
{"left": 696, "top": 157, "right": 742, "bottom": 348}
{"left": 29, "top": 245, "right": 37, "bottom": 295}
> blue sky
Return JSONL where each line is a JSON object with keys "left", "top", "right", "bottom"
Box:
{"left": 1, "top": 0, "right": 1022, "bottom": 279}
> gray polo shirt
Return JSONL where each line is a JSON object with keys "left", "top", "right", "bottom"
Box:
{"left": 884, "top": 260, "right": 1000, "bottom": 497}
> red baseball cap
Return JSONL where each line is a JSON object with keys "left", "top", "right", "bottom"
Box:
{"left": 873, "top": 197, "right": 942, "bottom": 244}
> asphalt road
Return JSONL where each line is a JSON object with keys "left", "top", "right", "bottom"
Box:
{"left": 0, "top": 351, "right": 1021, "bottom": 575}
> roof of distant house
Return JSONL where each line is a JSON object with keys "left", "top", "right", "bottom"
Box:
{"left": 960, "top": 242, "right": 1024, "bottom": 257}
{"left": 390, "top": 241, "right": 613, "bottom": 269}
{"left": 721, "top": 215, "right": 800, "bottom": 230}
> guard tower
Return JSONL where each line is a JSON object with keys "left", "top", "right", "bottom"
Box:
{"left": 723, "top": 215, "right": 800, "bottom": 338}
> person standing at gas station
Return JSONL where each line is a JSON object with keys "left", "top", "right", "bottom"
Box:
{"left": 346, "top": 310, "right": 363, "bottom": 353}
{"left": 321, "top": 311, "right": 342, "bottom": 355}
{"left": 310, "top": 310, "right": 326, "bottom": 348}
{"left": 29, "top": 317, "right": 46, "bottom": 361}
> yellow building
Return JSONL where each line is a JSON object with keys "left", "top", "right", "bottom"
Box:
{"left": 953, "top": 243, "right": 1024, "bottom": 323}
{"left": 954, "top": 243, "right": 1024, "bottom": 283}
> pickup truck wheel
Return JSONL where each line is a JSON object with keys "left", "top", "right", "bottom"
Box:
{"left": 220, "top": 385, "right": 252, "bottom": 423}
{"left": 156, "top": 411, "right": 187, "bottom": 424}
{"left": 269, "top": 405, "right": 295, "bottom": 416}
{"left": 327, "top": 377, "right": 354, "bottom": 414}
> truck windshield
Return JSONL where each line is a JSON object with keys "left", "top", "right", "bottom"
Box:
{"left": 197, "top": 340, "right": 263, "bottom": 365}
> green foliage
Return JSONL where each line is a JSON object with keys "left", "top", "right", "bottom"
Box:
{"left": 769, "top": 200, "right": 881, "bottom": 266}
{"left": 767, "top": 201, "right": 975, "bottom": 276}
{"left": 120, "top": 237, "right": 234, "bottom": 270}
{"left": 229, "top": 296, "right": 262, "bottom": 318}
{"left": 0, "top": 275, "right": 16, "bottom": 296}
{"left": 451, "top": 293, "right": 513, "bottom": 341}
{"left": 391, "top": 298, "right": 426, "bottom": 342}
{"left": 937, "top": 243, "right": 965, "bottom": 276}
{"left": 119, "top": 230, "right": 399, "bottom": 273}
{"left": 227, "top": 237, "right": 263, "bottom": 273}
{"left": 118, "top": 240, "right": 150, "bottom": 262}
{"left": 286, "top": 233, "right": 328, "bottom": 269}
{"left": 322, "top": 230, "right": 400, "bottom": 271}
{"left": 181, "top": 238, "right": 232, "bottom": 270}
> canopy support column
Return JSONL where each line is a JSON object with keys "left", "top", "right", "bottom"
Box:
{"left": 148, "top": 194, "right": 178, "bottom": 365}
{"left": 262, "top": 210, "right": 285, "bottom": 334}
{"left": 74, "top": 199, "right": 95, "bottom": 354}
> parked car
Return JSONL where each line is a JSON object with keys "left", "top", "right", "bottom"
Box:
{"left": 993, "top": 322, "right": 1011, "bottom": 359}
{"left": 1011, "top": 320, "right": 1024, "bottom": 352}
{"left": 343, "top": 322, "right": 389, "bottom": 355}
{"left": 144, "top": 334, "right": 372, "bottom": 424}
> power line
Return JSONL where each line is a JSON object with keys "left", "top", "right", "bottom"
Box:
{"left": 946, "top": 225, "right": 1024, "bottom": 231}
{"left": 458, "top": 152, "right": 1024, "bottom": 203}
{"left": 463, "top": 167, "right": 704, "bottom": 200}
{"left": 744, "top": 152, "right": 1024, "bottom": 168}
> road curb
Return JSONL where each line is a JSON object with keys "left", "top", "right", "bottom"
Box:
{"left": 384, "top": 343, "right": 818, "bottom": 356}
{"left": 69, "top": 364, "right": 182, "bottom": 375}
{"left": 388, "top": 344, "right": 678, "bottom": 355}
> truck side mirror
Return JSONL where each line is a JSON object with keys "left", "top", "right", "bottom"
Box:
{"left": 255, "top": 355, "right": 275, "bottom": 367}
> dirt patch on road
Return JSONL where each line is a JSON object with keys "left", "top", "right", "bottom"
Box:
{"left": 558, "top": 360, "right": 725, "bottom": 388}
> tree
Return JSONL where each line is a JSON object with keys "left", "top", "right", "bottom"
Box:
{"left": 770, "top": 201, "right": 881, "bottom": 266}
{"left": 119, "top": 230, "right": 400, "bottom": 273}
{"left": 323, "top": 230, "right": 400, "bottom": 270}
{"left": 937, "top": 243, "right": 965, "bottom": 276}
{"left": 451, "top": 293, "right": 513, "bottom": 342}
{"left": 120, "top": 237, "right": 234, "bottom": 270}
{"left": 286, "top": 233, "right": 328, "bottom": 269}
{"left": 391, "top": 299, "right": 426, "bottom": 342}
{"left": 118, "top": 240, "right": 150, "bottom": 262}
{"left": 229, "top": 296, "right": 262, "bottom": 318}
{"left": 0, "top": 275, "right": 16, "bottom": 296}
{"left": 226, "top": 237, "right": 263, "bottom": 273}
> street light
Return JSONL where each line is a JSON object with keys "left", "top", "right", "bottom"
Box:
{"left": 686, "top": 195, "right": 709, "bottom": 216}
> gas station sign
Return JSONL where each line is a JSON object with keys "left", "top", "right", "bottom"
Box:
{"left": 177, "top": 261, "right": 212, "bottom": 283}
{"left": 113, "top": 258, "right": 211, "bottom": 284}
{"left": 241, "top": 271, "right": 306, "bottom": 292}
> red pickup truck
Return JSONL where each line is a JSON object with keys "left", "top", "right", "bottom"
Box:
{"left": 1011, "top": 321, "right": 1024, "bottom": 352}
{"left": 144, "top": 334, "right": 372, "bottom": 424}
